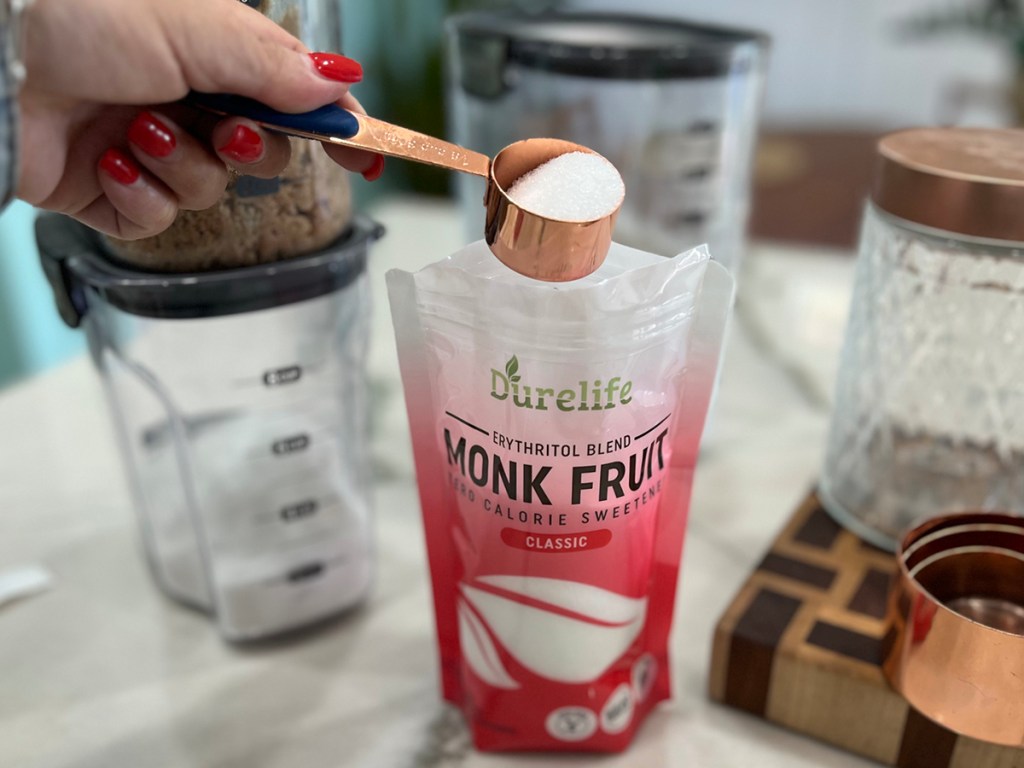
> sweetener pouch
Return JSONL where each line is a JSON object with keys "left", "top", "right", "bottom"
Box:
{"left": 387, "top": 240, "right": 732, "bottom": 752}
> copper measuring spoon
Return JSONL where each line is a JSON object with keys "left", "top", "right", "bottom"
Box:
{"left": 188, "top": 93, "right": 622, "bottom": 281}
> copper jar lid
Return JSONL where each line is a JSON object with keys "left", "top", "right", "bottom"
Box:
{"left": 872, "top": 127, "right": 1024, "bottom": 242}
{"left": 883, "top": 512, "right": 1024, "bottom": 747}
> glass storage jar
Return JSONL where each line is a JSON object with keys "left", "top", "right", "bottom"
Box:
{"left": 820, "top": 128, "right": 1024, "bottom": 550}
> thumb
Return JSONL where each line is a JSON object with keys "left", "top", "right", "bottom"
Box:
{"left": 167, "top": 0, "right": 360, "bottom": 112}
{"left": 23, "top": 0, "right": 358, "bottom": 112}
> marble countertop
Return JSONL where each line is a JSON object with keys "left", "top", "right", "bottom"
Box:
{"left": 0, "top": 197, "right": 873, "bottom": 768}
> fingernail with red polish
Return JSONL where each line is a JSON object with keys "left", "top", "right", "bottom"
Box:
{"left": 127, "top": 111, "right": 176, "bottom": 158}
{"left": 99, "top": 149, "right": 140, "bottom": 185}
{"left": 310, "top": 52, "right": 362, "bottom": 83}
{"left": 362, "top": 154, "right": 385, "bottom": 182}
{"left": 218, "top": 125, "right": 263, "bottom": 163}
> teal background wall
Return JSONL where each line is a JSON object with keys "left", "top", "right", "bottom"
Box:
{"left": 0, "top": 202, "right": 85, "bottom": 389}
{"left": 340, "top": 0, "right": 453, "bottom": 197}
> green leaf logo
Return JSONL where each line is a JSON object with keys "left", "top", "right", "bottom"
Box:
{"left": 506, "top": 355, "right": 521, "bottom": 383}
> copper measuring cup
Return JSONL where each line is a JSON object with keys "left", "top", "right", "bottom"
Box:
{"left": 188, "top": 94, "right": 623, "bottom": 281}
{"left": 883, "top": 512, "right": 1024, "bottom": 747}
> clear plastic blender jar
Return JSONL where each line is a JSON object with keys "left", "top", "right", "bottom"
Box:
{"left": 39, "top": 213, "right": 382, "bottom": 640}
{"left": 447, "top": 12, "right": 768, "bottom": 273}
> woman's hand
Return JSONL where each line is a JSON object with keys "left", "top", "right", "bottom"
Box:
{"left": 16, "top": 0, "right": 379, "bottom": 239}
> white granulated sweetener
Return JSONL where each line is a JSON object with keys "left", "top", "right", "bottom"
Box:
{"left": 506, "top": 152, "right": 624, "bottom": 222}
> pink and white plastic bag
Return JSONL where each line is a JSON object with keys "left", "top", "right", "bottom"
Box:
{"left": 387, "top": 240, "right": 732, "bottom": 752}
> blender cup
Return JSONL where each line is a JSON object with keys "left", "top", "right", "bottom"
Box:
{"left": 104, "top": 0, "right": 352, "bottom": 272}
{"left": 38, "top": 213, "right": 382, "bottom": 640}
{"left": 446, "top": 11, "right": 768, "bottom": 273}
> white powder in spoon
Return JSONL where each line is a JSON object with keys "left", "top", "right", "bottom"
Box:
{"left": 506, "top": 151, "right": 624, "bottom": 222}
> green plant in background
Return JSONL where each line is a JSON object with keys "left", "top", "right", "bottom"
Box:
{"left": 363, "top": 0, "right": 565, "bottom": 196}
{"left": 897, "top": 0, "right": 1024, "bottom": 122}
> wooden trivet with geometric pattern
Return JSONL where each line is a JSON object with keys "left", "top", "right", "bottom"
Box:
{"left": 708, "top": 490, "right": 1024, "bottom": 768}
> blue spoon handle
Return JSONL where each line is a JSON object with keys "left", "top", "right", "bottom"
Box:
{"left": 186, "top": 91, "right": 491, "bottom": 178}
{"left": 187, "top": 92, "right": 361, "bottom": 140}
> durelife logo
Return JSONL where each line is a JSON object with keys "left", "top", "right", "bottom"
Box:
{"left": 490, "top": 355, "right": 633, "bottom": 412}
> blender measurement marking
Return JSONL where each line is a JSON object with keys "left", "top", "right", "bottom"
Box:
{"left": 280, "top": 499, "right": 318, "bottom": 522}
{"left": 272, "top": 434, "right": 311, "bottom": 455}
{"left": 263, "top": 365, "right": 302, "bottom": 387}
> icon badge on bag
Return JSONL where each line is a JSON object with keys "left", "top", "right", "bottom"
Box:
{"left": 600, "top": 683, "right": 635, "bottom": 734}
{"left": 545, "top": 707, "right": 598, "bottom": 742}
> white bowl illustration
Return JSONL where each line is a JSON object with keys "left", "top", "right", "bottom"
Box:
{"left": 458, "top": 597, "right": 519, "bottom": 689}
{"left": 459, "top": 575, "right": 647, "bottom": 684}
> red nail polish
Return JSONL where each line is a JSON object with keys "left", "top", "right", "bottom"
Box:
{"left": 99, "top": 148, "right": 140, "bottom": 185}
{"left": 218, "top": 125, "right": 263, "bottom": 163}
{"left": 127, "top": 111, "right": 176, "bottom": 158}
{"left": 362, "top": 154, "right": 385, "bottom": 182}
{"left": 310, "top": 52, "right": 362, "bottom": 83}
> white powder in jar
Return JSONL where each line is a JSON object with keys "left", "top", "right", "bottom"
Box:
{"left": 506, "top": 151, "right": 624, "bottom": 222}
